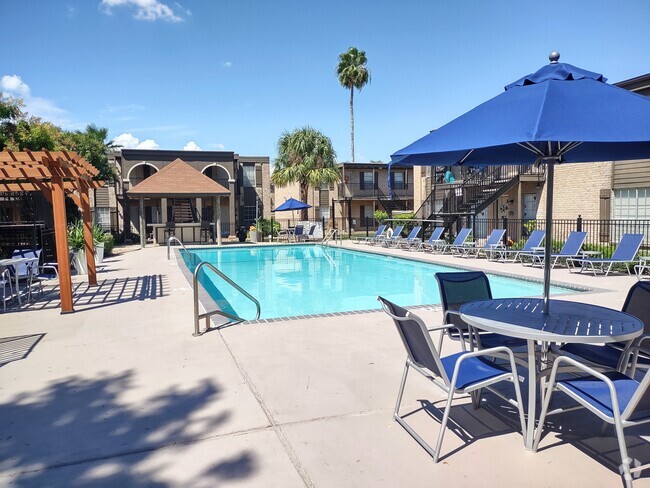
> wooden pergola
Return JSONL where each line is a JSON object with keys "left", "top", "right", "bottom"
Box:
{"left": 0, "top": 150, "right": 104, "bottom": 313}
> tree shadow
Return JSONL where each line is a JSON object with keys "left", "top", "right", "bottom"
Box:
{"left": 0, "top": 333, "right": 45, "bottom": 367}
{"left": 0, "top": 370, "right": 257, "bottom": 486}
{"left": 10, "top": 275, "right": 167, "bottom": 314}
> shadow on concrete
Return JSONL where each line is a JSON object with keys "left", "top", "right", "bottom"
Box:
{"left": 11, "top": 275, "right": 167, "bottom": 314}
{"left": 0, "top": 370, "right": 257, "bottom": 486}
{"left": 0, "top": 333, "right": 45, "bottom": 367}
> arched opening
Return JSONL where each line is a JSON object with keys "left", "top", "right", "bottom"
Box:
{"left": 127, "top": 163, "right": 159, "bottom": 187}
{"left": 202, "top": 165, "right": 230, "bottom": 189}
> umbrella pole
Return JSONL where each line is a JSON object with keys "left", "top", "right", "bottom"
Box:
{"left": 543, "top": 159, "right": 555, "bottom": 314}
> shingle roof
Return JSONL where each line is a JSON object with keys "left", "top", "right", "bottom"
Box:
{"left": 127, "top": 158, "right": 230, "bottom": 197}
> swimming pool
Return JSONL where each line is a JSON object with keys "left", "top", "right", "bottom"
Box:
{"left": 181, "top": 245, "right": 579, "bottom": 320}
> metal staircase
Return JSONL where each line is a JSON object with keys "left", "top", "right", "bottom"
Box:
{"left": 415, "top": 164, "right": 545, "bottom": 234}
{"left": 171, "top": 198, "right": 199, "bottom": 223}
{"left": 377, "top": 187, "right": 413, "bottom": 216}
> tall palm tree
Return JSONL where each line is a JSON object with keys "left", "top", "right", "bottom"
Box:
{"left": 337, "top": 47, "right": 371, "bottom": 165}
{"left": 271, "top": 127, "right": 340, "bottom": 220}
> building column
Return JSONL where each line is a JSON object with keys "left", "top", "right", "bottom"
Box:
{"left": 161, "top": 197, "right": 167, "bottom": 223}
{"left": 139, "top": 196, "right": 146, "bottom": 248}
{"left": 228, "top": 178, "right": 236, "bottom": 235}
{"left": 196, "top": 197, "right": 202, "bottom": 221}
{"left": 215, "top": 196, "right": 222, "bottom": 245}
{"left": 51, "top": 177, "right": 74, "bottom": 313}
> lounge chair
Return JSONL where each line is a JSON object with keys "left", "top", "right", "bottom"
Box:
{"left": 376, "top": 225, "right": 403, "bottom": 246}
{"left": 293, "top": 225, "right": 305, "bottom": 242}
{"left": 437, "top": 228, "right": 472, "bottom": 254}
{"left": 377, "top": 296, "right": 526, "bottom": 462}
{"left": 459, "top": 228, "right": 505, "bottom": 258}
{"left": 490, "top": 230, "right": 545, "bottom": 263}
{"left": 416, "top": 227, "right": 445, "bottom": 252}
{"left": 354, "top": 224, "right": 386, "bottom": 245}
{"left": 523, "top": 231, "right": 587, "bottom": 268}
{"left": 394, "top": 226, "right": 422, "bottom": 249}
{"left": 435, "top": 271, "right": 527, "bottom": 353}
{"left": 567, "top": 233, "right": 644, "bottom": 276}
{"left": 560, "top": 281, "right": 650, "bottom": 372}
{"left": 534, "top": 352, "right": 650, "bottom": 487}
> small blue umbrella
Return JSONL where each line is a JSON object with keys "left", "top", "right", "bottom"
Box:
{"left": 273, "top": 197, "right": 312, "bottom": 212}
{"left": 390, "top": 52, "right": 650, "bottom": 310}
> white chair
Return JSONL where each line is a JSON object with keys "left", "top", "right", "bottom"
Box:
{"left": 1, "top": 267, "right": 14, "bottom": 312}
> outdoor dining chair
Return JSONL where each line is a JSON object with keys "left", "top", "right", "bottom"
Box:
{"left": 1, "top": 267, "right": 14, "bottom": 312}
{"left": 377, "top": 296, "right": 526, "bottom": 462}
{"left": 435, "top": 272, "right": 527, "bottom": 353}
{"left": 534, "top": 354, "right": 650, "bottom": 487}
{"left": 560, "top": 281, "right": 650, "bottom": 373}
{"left": 567, "top": 233, "right": 645, "bottom": 276}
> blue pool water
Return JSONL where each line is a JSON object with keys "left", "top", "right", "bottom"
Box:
{"left": 181, "top": 245, "right": 579, "bottom": 320}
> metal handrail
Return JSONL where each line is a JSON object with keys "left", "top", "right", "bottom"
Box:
{"left": 193, "top": 261, "right": 261, "bottom": 336}
{"left": 167, "top": 236, "right": 188, "bottom": 260}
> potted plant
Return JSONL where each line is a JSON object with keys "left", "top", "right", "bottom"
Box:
{"left": 92, "top": 225, "right": 107, "bottom": 264}
{"left": 249, "top": 224, "right": 257, "bottom": 243}
{"left": 68, "top": 221, "right": 88, "bottom": 274}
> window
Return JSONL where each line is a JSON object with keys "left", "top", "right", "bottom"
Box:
{"left": 360, "top": 171, "right": 375, "bottom": 190}
{"left": 243, "top": 206, "right": 257, "bottom": 226}
{"left": 613, "top": 188, "right": 650, "bottom": 219}
{"left": 94, "top": 207, "right": 111, "bottom": 231}
{"left": 242, "top": 165, "right": 255, "bottom": 187}
{"left": 392, "top": 171, "right": 405, "bottom": 190}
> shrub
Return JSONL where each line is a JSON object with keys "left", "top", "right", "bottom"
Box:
{"left": 103, "top": 234, "right": 115, "bottom": 255}
{"left": 373, "top": 210, "right": 388, "bottom": 225}
{"left": 67, "top": 221, "right": 85, "bottom": 251}
{"left": 258, "top": 218, "right": 281, "bottom": 238}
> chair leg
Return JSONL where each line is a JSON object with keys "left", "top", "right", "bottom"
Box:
{"left": 433, "top": 387, "right": 456, "bottom": 463}
{"left": 394, "top": 361, "right": 409, "bottom": 420}
{"left": 613, "top": 422, "right": 634, "bottom": 488}
{"left": 533, "top": 384, "right": 556, "bottom": 451}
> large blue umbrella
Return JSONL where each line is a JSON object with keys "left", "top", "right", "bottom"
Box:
{"left": 274, "top": 197, "right": 312, "bottom": 212}
{"left": 391, "top": 52, "right": 650, "bottom": 310}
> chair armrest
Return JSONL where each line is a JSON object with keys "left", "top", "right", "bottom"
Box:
{"left": 426, "top": 324, "right": 456, "bottom": 333}
{"left": 453, "top": 346, "right": 522, "bottom": 383}
{"left": 39, "top": 265, "right": 59, "bottom": 277}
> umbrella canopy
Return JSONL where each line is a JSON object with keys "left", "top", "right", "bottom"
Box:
{"left": 390, "top": 53, "right": 650, "bottom": 311}
{"left": 274, "top": 197, "right": 312, "bottom": 212}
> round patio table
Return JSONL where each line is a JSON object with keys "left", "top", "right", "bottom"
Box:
{"left": 459, "top": 297, "right": 643, "bottom": 450}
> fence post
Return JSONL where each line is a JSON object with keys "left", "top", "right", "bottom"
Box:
{"left": 502, "top": 216, "right": 508, "bottom": 244}
{"left": 577, "top": 214, "right": 583, "bottom": 232}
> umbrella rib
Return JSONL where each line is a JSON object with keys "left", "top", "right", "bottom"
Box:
{"left": 517, "top": 142, "right": 544, "bottom": 156}
{"left": 458, "top": 149, "right": 474, "bottom": 165}
{"left": 558, "top": 141, "right": 582, "bottom": 156}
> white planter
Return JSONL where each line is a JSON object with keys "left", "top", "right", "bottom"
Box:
{"left": 72, "top": 249, "right": 88, "bottom": 275}
{"left": 94, "top": 241, "right": 105, "bottom": 264}
{"left": 250, "top": 231, "right": 257, "bottom": 243}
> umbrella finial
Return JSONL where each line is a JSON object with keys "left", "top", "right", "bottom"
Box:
{"left": 549, "top": 51, "right": 560, "bottom": 64}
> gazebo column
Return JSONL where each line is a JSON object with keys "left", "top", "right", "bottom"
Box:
{"left": 214, "top": 196, "right": 222, "bottom": 245}
{"left": 51, "top": 176, "right": 74, "bottom": 313}
{"left": 196, "top": 197, "right": 202, "bottom": 221}
{"left": 161, "top": 197, "right": 167, "bottom": 223}
{"left": 80, "top": 182, "right": 97, "bottom": 286}
{"left": 139, "top": 196, "right": 146, "bottom": 248}
{"left": 228, "top": 178, "right": 236, "bottom": 236}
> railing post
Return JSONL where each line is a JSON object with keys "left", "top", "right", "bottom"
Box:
{"left": 502, "top": 216, "right": 508, "bottom": 244}
{"left": 577, "top": 214, "right": 583, "bottom": 232}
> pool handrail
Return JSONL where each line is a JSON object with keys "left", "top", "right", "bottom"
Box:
{"left": 167, "top": 236, "right": 189, "bottom": 260}
{"left": 193, "top": 261, "right": 261, "bottom": 336}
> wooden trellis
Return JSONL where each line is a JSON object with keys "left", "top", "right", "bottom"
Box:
{"left": 0, "top": 150, "right": 104, "bottom": 313}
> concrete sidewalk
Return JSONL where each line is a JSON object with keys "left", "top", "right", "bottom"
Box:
{"left": 0, "top": 243, "right": 647, "bottom": 487}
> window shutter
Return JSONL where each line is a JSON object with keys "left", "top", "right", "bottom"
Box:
{"left": 255, "top": 165, "right": 263, "bottom": 187}
{"left": 360, "top": 172, "right": 366, "bottom": 190}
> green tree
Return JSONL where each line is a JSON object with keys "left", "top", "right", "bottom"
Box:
{"left": 0, "top": 96, "right": 25, "bottom": 149}
{"left": 65, "top": 124, "right": 118, "bottom": 181}
{"left": 271, "top": 127, "right": 340, "bottom": 220}
{"left": 336, "top": 47, "right": 371, "bottom": 164}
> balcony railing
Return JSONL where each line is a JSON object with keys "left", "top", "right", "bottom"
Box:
{"left": 338, "top": 183, "right": 413, "bottom": 199}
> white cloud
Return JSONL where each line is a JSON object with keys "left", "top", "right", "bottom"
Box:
{"left": 183, "top": 141, "right": 201, "bottom": 151}
{"left": 136, "top": 139, "right": 160, "bottom": 149}
{"left": 113, "top": 133, "right": 140, "bottom": 149}
{"left": 174, "top": 2, "right": 191, "bottom": 15}
{"left": 208, "top": 143, "right": 225, "bottom": 150}
{"left": 1, "top": 74, "right": 30, "bottom": 96}
{"left": 222, "top": 61, "right": 232, "bottom": 68}
{"left": 100, "top": 0, "right": 184, "bottom": 22}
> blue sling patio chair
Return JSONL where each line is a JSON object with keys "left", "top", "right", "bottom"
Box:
{"left": 376, "top": 225, "right": 404, "bottom": 247}
{"left": 534, "top": 353, "right": 650, "bottom": 487}
{"left": 354, "top": 224, "right": 387, "bottom": 245}
{"left": 567, "top": 233, "right": 645, "bottom": 276}
{"left": 560, "top": 281, "right": 650, "bottom": 373}
{"left": 438, "top": 228, "right": 472, "bottom": 254}
{"left": 377, "top": 296, "right": 526, "bottom": 463}
{"left": 490, "top": 230, "right": 546, "bottom": 263}
{"left": 435, "top": 271, "right": 528, "bottom": 354}
{"left": 459, "top": 228, "right": 505, "bottom": 258}
{"left": 415, "top": 227, "right": 445, "bottom": 252}
{"left": 524, "top": 231, "right": 587, "bottom": 268}
{"left": 394, "top": 226, "right": 422, "bottom": 249}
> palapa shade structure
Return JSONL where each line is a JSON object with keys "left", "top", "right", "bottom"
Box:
{"left": 128, "top": 158, "right": 229, "bottom": 246}
{"left": 0, "top": 149, "right": 105, "bottom": 313}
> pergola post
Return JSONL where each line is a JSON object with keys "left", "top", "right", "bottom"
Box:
{"left": 139, "top": 196, "right": 146, "bottom": 248}
{"left": 215, "top": 196, "right": 222, "bottom": 245}
{"left": 80, "top": 181, "right": 97, "bottom": 286}
{"left": 51, "top": 176, "right": 74, "bottom": 313}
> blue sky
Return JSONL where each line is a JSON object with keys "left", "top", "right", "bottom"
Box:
{"left": 1, "top": 0, "right": 649, "bottom": 163}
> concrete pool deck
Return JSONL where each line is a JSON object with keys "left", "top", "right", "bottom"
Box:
{"left": 0, "top": 241, "right": 648, "bottom": 487}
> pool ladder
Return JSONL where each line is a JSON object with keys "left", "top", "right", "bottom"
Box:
{"left": 166, "top": 236, "right": 261, "bottom": 335}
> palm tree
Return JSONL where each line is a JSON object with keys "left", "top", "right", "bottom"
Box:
{"left": 337, "top": 47, "right": 371, "bottom": 165}
{"left": 271, "top": 127, "right": 340, "bottom": 220}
